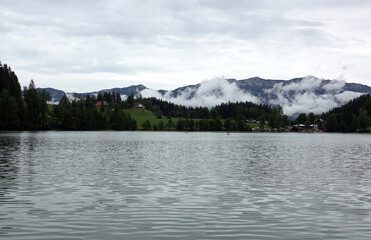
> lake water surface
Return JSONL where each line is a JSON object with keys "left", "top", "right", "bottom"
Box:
{"left": 1, "top": 131, "right": 371, "bottom": 239}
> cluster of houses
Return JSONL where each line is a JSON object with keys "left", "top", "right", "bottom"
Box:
{"left": 289, "top": 119, "right": 326, "bottom": 132}
{"left": 250, "top": 118, "right": 326, "bottom": 132}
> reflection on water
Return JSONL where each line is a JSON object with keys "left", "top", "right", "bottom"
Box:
{"left": 0, "top": 136, "right": 21, "bottom": 199}
{"left": 0, "top": 131, "right": 371, "bottom": 239}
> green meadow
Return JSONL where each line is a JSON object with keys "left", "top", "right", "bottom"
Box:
{"left": 123, "top": 108, "right": 179, "bottom": 129}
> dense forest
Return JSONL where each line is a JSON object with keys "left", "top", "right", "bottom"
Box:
{"left": 0, "top": 62, "right": 24, "bottom": 130}
{"left": 1, "top": 62, "right": 370, "bottom": 132}
{"left": 0, "top": 62, "right": 136, "bottom": 131}
{"left": 135, "top": 97, "right": 286, "bottom": 131}
{"left": 0, "top": 62, "right": 288, "bottom": 131}
{"left": 321, "top": 94, "right": 371, "bottom": 132}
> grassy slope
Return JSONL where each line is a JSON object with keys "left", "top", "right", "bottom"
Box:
{"left": 123, "top": 108, "right": 178, "bottom": 128}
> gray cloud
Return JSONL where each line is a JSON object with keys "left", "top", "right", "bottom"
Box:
{"left": 1, "top": 0, "right": 371, "bottom": 91}
{"left": 266, "top": 76, "right": 363, "bottom": 116}
{"left": 0, "top": 0, "right": 326, "bottom": 42}
{"left": 141, "top": 76, "right": 260, "bottom": 108}
{"left": 139, "top": 76, "right": 365, "bottom": 117}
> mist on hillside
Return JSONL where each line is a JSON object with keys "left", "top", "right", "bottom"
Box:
{"left": 140, "top": 76, "right": 363, "bottom": 117}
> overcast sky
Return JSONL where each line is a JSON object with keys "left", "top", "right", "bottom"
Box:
{"left": 1, "top": 0, "right": 371, "bottom": 92}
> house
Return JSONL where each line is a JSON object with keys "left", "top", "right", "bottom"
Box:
{"left": 95, "top": 101, "right": 109, "bottom": 107}
{"left": 134, "top": 103, "right": 144, "bottom": 108}
{"left": 314, "top": 118, "right": 326, "bottom": 130}
{"left": 291, "top": 124, "right": 306, "bottom": 132}
{"left": 290, "top": 120, "right": 326, "bottom": 132}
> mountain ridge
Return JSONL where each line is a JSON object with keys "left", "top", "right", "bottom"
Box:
{"left": 42, "top": 76, "right": 371, "bottom": 117}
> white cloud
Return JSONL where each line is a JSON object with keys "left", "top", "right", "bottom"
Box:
{"left": 1, "top": 0, "right": 371, "bottom": 92}
{"left": 267, "top": 76, "right": 364, "bottom": 116}
{"left": 322, "top": 80, "right": 346, "bottom": 92}
{"left": 281, "top": 92, "right": 340, "bottom": 117}
{"left": 335, "top": 91, "right": 363, "bottom": 103}
{"left": 267, "top": 76, "right": 323, "bottom": 94}
{"left": 140, "top": 76, "right": 366, "bottom": 117}
{"left": 141, "top": 76, "right": 260, "bottom": 108}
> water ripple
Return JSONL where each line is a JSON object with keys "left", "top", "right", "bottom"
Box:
{"left": 0, "top": 132, "right": 370, "bottom": 239}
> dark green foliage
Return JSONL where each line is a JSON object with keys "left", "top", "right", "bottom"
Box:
{"left": 224, "top": 118, "right": 232, "bottom": 131}
{"left": 109, "top": 107, "right": 137, "bottom": 131}
{"left": 0, "top": 62, "right": 289, "bottom": 132}
{"left": 359, "top": 108, "right": 368, "bottom": 129}
{"left": 188, "top": 119, "right": 195, "bottom": 131}
{"left": 138, "top": 97, "right": 209, "bottom": 119}
{"left": 158, "top": 120, "right": 164, "bottom": 130}
{"left": 127, "top": 92, "right": 135, "bottom": 108}
{"left": 176, "top": 118, "right": 185, "bottom": 131}
{"left": 325, "top": 114, "right": 338, "bottom": 132}
{"left": 166, "top": 119, "right": 174, "bottom": 130}
{"left": 23, "top": 80, "right": 41, "bottom": 129}
{"left": 307, "top": 112, "right": 315, "bottom": 124}
{"left": 0, "top": 63, "right": 24, "bottom": 130}
{"left": 212, "top": 101, "right": 274, "bottom": 120}
{"left": 142, "top": 119, "right": 151, "bottom": 130}
{"left": 198, "top": 119, "right": 209, "bottom": 131}
{"left": 209, "top": 118, "right": 223, "bottom": 131}
{"left": 322, "top": 94, "right": 371, "bottom": 132}
{"left": 138, "top": 98, "right": 287, "bottom": 131}
{"left": 0, "top": 60, "right": 133, "bottom": 131}
{"left": 0, "top": 94, "right": 19, "bottom": 129}
{"left": 268, "top": 108, "right": 282, "bottom": 129}
{"left": 297, "top": 113, "right": 307, "bottom": 124}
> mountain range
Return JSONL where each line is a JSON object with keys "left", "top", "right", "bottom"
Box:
{"left": 42, "top": 76, "right": 371, "bottom": 117}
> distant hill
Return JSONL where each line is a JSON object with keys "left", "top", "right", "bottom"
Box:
{"left": 36, "top": 88, "right": 65, "bottom": 103}
{"left": 78, "top": 84, "right": 147, "bottom": 98}
{"left": 41, "top": 76, "right": 371, "bottom": 117}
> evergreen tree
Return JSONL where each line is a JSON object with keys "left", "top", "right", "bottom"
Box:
{"left": 116, "top": 92, "right": 122, "bottom": 103}
{"left": 307, "top": 112, "right": 315, "bottom": 124}
{"left": 297, "top": 113, "right": 307, "bottom": 124}
{"left": 176, "top": 118, "right": 185, "bottom": 131}
{"left": 349, "top": 115, "right": 359, "bottom": 132}
{"left": 23, "top": 80, "right": 41, "bottom": 129}
{"left": 142, "top": 119, "right": 151, "bottom": 130}
{"left": 127, "top": 92, "right": 135, "bottom": 108}
{"left": 359, "top": 108, "right": 368, "bottom": 129}
{"left": 323, "top": 94, "right": 371, "bottom": 132}
{"left": 0, "top": 62, "right": 24, "bottom": 130}
{"left": 224, "top": 118, "right": 232, "bottom": 131}
{"left": 325, "top": 114, "right": 338, "bottom": 132}
{"left": 158, "top": 120, "right": 164, "bottom": 131}
{"left": 166, "top": 119, "right": 174, "bottom": 130}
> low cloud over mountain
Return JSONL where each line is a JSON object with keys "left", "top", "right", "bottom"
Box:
{"left": 44, "top": 76, "right": 371, "bottom": 117}
{"left": 141, "top": 77, "right": 260, "bottom": 108}
{"left": 264, "top": 77, "right": 364, "bottom": 116}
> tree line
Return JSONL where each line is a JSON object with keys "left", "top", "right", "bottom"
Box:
{"left": 321, "top": 94, "right": 371, "bottom": 132}
{"left": 2, "top": 61, "right": 369, "bottom": 132}
{"left": 0, "top": 62, "right": 136, "bottom": 131}
{"left": 0, "top": 61, "right": 297, "bottom": 132}
{"left": 51, "top": 94, "right": 136, "bottom": 130}
{"left": 0, "top": 62, "right": 24, "bottom": 129}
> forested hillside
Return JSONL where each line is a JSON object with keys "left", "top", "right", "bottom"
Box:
{"left": 2, "top": 62, "right": 369, "bottom": 132}
{"left": 322, "top": 94, "right": 371, "bottom": 132}
{"left": 0, "top": 62, "right": 136, "bottom": 131}
{"left": 0, "top": 62, "right": 24, "bottom": 130}
{"left": 0, "top": 62, "right": 287, "bottom": 131}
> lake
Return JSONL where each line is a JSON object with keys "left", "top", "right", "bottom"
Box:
{"left": 1, "top": 131, "right": 371, "bottom": 239}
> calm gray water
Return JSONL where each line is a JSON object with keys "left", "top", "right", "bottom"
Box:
{"left": 0, "top": 131, "right": 371, "bottom": 239}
